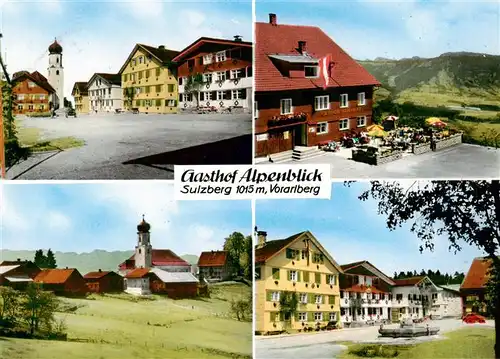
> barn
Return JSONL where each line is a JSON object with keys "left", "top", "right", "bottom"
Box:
{"left": 198, "top": 250, "right": 230, "bottom": 282}
{"left": 0, "top": 260, "right": 41, "bottom": 290}
{"left": 34, "top": 268, "right": 88, "bottom": 296}
{"left": 83, "top": 269, "right": 124, "bottom": 293}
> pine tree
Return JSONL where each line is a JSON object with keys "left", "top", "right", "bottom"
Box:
{"left": 46, "top": 249, "right": 57, "bottom": 269}
{"left": 34, "top": 250, "right": 46, "bottom": 268}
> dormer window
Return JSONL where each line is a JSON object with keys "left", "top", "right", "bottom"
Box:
{"left": 304, "top": 65, "right": 319, "bottom": 78}
{"left": 203, "top": 54, "right": 213, "bottom": 65}
{"left": 280, "top": 98, "right": 292, "bottom": 115}
{"left": 216, "top": 51, "right": 226, "bottom": 62}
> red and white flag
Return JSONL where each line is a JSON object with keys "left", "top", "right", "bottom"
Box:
{"left": 320, "top": 54, "right": 332, "bottom": 89}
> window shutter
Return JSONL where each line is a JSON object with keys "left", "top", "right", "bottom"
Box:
{"left": 329, "top": 295, "right": 335, "bottom": 305}
{"left": 225, "top": 90, "right": 231, "bottom": 100}
{"left": 294, "top": 312, "right": 299, "bottom": 321}
{"left": 297, "top": 271, "right": 301, "bottom": 282}
{"left": 315, "top": 273, "right": 321, "bottom": 284}
{"left": 247, "top": 66, "right": 253, "bottom": 77}
{"left": 286, "top": 248, "right": 292, "bottom": 259}
{"left": 309, "top": 293, "right": 314, "bottom": 304}
{"left": 322, "top": 295, "right": 325, "bottom": 304}
{"left": 304, "top": 271, "right": 309, "bottom": 282}
{"left": 226, "top": 70, "right": 231, "bottom": 79}
{"left": 288, "top": 270, "right": 292, "bottom": 281}
{"left": 308, "top": 312, "right": 313, "bottom": 322}
{"left": 240, "top": 90, "right": 247, "bottom": 100}
{"left": 270, "top": 312, "right": 276, "bottom": 322}
{"left": 238, "top": 69, "right": 245, "bottom": 78}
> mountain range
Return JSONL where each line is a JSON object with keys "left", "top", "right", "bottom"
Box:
{"left": 0, "top": 249, "right": 199, "bottom": 275}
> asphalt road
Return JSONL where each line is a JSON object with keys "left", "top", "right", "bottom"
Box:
{"left": 261, "top": 144, "right": 500, "bottom": 178}
{"left": 255, "top": 319, "right": 495, "bottom": 359}
{"left": 7, "top": 113, "right": 252, "bottom": 180}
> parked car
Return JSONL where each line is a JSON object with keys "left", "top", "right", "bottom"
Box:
{"left": 65, "top": 108, "right": 77, "bottom": 118}
{"left": 463, "top": 313, "right": 486, "bottom": 324}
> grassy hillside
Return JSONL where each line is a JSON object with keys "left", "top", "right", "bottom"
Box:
{"left": 1, "top": 283, "right": 252, "bottom": 359}
{"left": 0, "top": 250, "right": 198, "bottom": 275}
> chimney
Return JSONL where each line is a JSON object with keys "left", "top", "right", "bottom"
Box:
{"left": 298, "top": 41, "right": 307, "bottom": 54}
{"left": 158, "top": 45, "right": 165, "bottom": 50}
{"left": 269, "top": 13, "right": 277, "bottom": 26}
{"left": 234, "top": 35, "right": 242, "bottom": 42}
{"left": 66, "top": 266, "right": 68, "bottom": 269}
{"left": 257, "top": 231, "right": 267, "bottom": 248}
{"left": 98, "top": 269, "right": 102, "bottom": 272}
{"left": 17, "top": 258, "right": 21, "bottom": 262}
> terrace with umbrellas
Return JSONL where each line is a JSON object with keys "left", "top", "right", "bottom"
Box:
{"left": 321, "top": 116, "right": 464, "bottom": 165}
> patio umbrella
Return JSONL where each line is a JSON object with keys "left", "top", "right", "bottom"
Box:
{"left": 385, "top": 115, "right": 399, "bottom": 121}
{"left": 366, "top": 124, "right": 384, "bottom": 132}
{"left": 367, "top": 125, "right": 388, "bottom": 138}
{"left": 425, "top": 117, "right": 447, "bottom": 128}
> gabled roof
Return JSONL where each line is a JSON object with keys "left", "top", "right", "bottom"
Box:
{"left": 4, "top": 276, "right": 32, "bottom": 283}
{"left": 255, "top": 19, "right": 380, "bottom": 92}
{"left": 72, "top": 82, "right": 88, "bottom": 96}
{"left": 118, "top": 249, "right": 190, "bottom": 270}
{"left": 393, "top": 276, "right": 426, "bottom": 287}
{"left": 83, "top": 270, "right": 117, "bottom": 279}
{"left": 439, "top": 284, "right": 461, "bottom": 293}
{"left": 118, "top": 44, "right": 180, "bottom": 74}
{"left": 341, "top": 260, "right": 395, "bottom": 286}
{"left": 124, "top": 268, "right": 150, "bottom": 279}
{"left": 198, "top": 251, "right": 227, "bottom": 267}
{"left": 461, "top": 257, "right": 493, "bottom": 290}
{"left": 255, "top": 231, "right": 344, "bottom": 273}
{"left": 150, "top": 268, "right": 198, "bottom": 283}
{"left": 0, "top": 260, "right": 30, "bottom": 266}
{"left": 87, "top": 73, "right": 121, "bottom": 87}
{"left": 343, "top": 284, "right": 388, "bottom": 294}
{"left": 0, "top": 265, "right": 20, "bottom": 275}
{"left": 172, "top": 37, "right": 252, "bottom": 63}
{"left": 34, "top": 269, "right": 78, "bottom": 284}
{"left": 12, "top": 71, "right": 55, "bottom": 93}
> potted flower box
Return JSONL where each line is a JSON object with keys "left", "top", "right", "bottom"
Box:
{"left": 433, "top": 132, "right": 463, "bottom": 151}
{"left": 411, "top": 141, "right": 431, "bottom": 155}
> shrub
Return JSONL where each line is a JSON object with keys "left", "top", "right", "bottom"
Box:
{"left": 26, "top": 112, "right": 52, "bottom": 118}
{"left": 349, "top": 345, "right": 399, "bottom": 358}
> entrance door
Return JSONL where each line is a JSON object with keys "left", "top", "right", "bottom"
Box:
{"left": 293, "top": 124, "right": 307, "bottom": 147}
{"left": 268, "top": 131, "right": 293, "bottom": 154}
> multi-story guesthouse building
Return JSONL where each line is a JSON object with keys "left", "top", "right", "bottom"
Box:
{"left": 87, "top": 73, "right": 122, "bottom": 113}
{"left": 339, "top": 261, "right": 395, "bottom": 325}
{"left": 431, "top": 284, "right": 462, "bottom": 318}
{"left": 71, "top": 81, "right": 89, "bottom": 114}
{"left": 460, "top": 257, "right": 493, "bottom": 316}
{"left": 119, "top": 44, "right": 179, "bottom": 114}
{"left": 47, "top": 39, "right": 64, "bottom": 110}
{"left": 12, "top": 71, "right": 55, "bottom": 115}
{"left": 174, "top": 36, "right": 253, "bottom": 112}
{"left": 390, "top": 276, "right": 440, "bottom": 322}
{"left": 118, "top": 216, "right": 198, "bottom": 298}
{"left": 254, "top": 13, "right": 380, "bottom": 158}
{"left": 198, "top": 250, "right": 231, "bottom": 282}
{"left": 255, "top": 230, "right": 343, "bottom": 334}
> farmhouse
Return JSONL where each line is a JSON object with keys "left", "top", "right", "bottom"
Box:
{"left": 87, "top": 73, "right": 123, "bottom": 113}
{"left": 34, "top": 268, "right": 88, "bottom": 296}
{"left": 83, "top": 269, "right": 124, "bottom": 293}
{"left": 72, "top": 81, "right": 89, "bottom": 114}
{"left": 0, "top": 260, "right": 41, "bottom": 290}
{"left": 174, "top": 36, "right": 253, "bottom": 112}
{"left": 460, "top": 257, "right": 492, "bottom": 316}
{"left": 12, "top": 70, "right": 55, "bottom": 114}
{"left": 198, "top": 250, "right": 230, "bottom": 282}
{"left": 254, "top": 230, "right": 343, "bottom": 333}
{"left": 254, "top": 13, "right": 380, "bottom": 157}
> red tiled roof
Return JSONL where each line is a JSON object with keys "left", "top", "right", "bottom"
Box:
{"left": 83, "top": 270, "right": 113, "bottom": 279}
{"left": 34, "top": 269, "right": 76, "bottom": 284}
{"left": 341, "top": 261, "right": 367, "bottom": 271}
{"left": 255, "top": 232, "right": 306, "bottom": 264}
{"left": 118, "top": 249, "right": 189, "bottom": 269}
{"left": 392, "top": 276, "right": 426, "bottom": 287}
{"left": 30, "top": 71, "right": 49, "bottom": 83}
{"left": 124, "top": 268, "right": 150, "bottom": 279}
{"left": 13, "top": 71, "right": 55, "bottom": 93}
{"left": 343, "top": 284, "right": 387, "bottom": 294}
{"left": 255, "top": 20, "right": 380, "bottom": 92}
{"left": 461, "top": 257, "right": 493, "bottom": 290}
{"left": 198, "top": 251, "right": 227, "bottom": 267}
{"left": 172, "top": 37, "right": 252, "bottom": 63}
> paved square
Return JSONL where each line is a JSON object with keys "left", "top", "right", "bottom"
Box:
{"left": 7, "top": 113, "right": 251, "bottom": 180}
{"left": 260, "top": 144, "right": 500, "bottom": 178}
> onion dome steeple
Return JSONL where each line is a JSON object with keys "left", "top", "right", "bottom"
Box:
{"left": 48, "top": 38, "right": 63, "bottom": 54}
{"left": 137, "top": 215, "right": 151, "bottom": 233}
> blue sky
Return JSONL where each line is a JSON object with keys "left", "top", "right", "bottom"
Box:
{"left": 1, "top": 183, "right": 252, "bottom": 255}
{"left": 0, "top": 0, "right": 251, "bottom": 99}
{"left": 255, "top": 182, "right": 485, "bottom": 276}
{"left": 256, "top": 0, "right": 500, "bottom": 59}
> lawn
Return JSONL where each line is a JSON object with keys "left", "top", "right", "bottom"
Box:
{"left": 15, "top": 119, "right": 85, "bottom": 152}
{"left": 1, "top": 283, "right": 252, "bottom": 359}
{"left": 339, "top": 327, "right": 495, "bottom": 359}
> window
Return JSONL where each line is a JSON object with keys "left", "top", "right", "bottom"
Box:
{"left": 314, "top": 95, "right": 329, "bottom": 111}
{"left": 329, "top": 312, "right": 337, "bottom": 321}
{"left": 280, "top": 98, "right": 292, "bottom": 115}
{"left": 108, "top": 88, "right": 111, "bottom": 95}
{"left": 145, "top": 86, "right": 151, "bottom": 94}
{"left": 167, "top": 84, "right": 175, "bottom": 92}
{"left": 203, "top": 73, "right": 213, "bottom": 83}
{"left": 40, "top": 94, "right": 45, "bottom": 100}
{"left": 305, "top": 66, "right": 319, "bottom": 78}
{"left": 230, "top": 69, "right": 242, "bottom": 79}
{"left": 138, "top": 71, "right": 143, "bottom": 80}
{"left": 327, "top": 275, "right": 336, "bottom": 285}
{"left": 340, "top": 94, "right": 349, "bottom": 108}
{"left": 178, "top": 77, "right": 183, "bottom": 86}
{"left": 166, "top": 99, "right": 176, "bottom": 107}
{"left": 366, "top": 277, "right": 372, "bottom": 286}
{"left": 256, "top": 133, "right": 268, "bottom": 142}
{"left": 300, "top": 293, "right": 308, "bottom": 304}
{"left": 286, "top": 248, "right": 299, "bottom": 259}
{"left": 131, "top": 73, "right": 136, "bottom": 81}
{"left": 28, "top": 105, "right": 33, "bottom": 110}
{"left": 216, "top": 71, "right": 226, "bottom": 82}
{"left": 155, "top": 99, "right": 162, "bottom": 106}
{"left": 156, "top": 68, "right": 161, "bottom": 77}
{"left": 272, "top": 292, "right": 280, "bottom": 301}
{"left": 131, "top": 59, "right": 136, "bottom": 66}
{"left": 40, "top": 105, "right": 45, "bottom": 110}
{"left": 298, "top": 312, "right": 307, "bottom": 322}
{"left": 357, "top": 116, "right": 366, "bottom": 127}
{"left": 155, "top": 85, "right": 162, "bottom": 93}
{"left": 232, "top": 89, "right": 245, "bottom": 100}
{"left": 139, "top": 56, "right": 143, "bottom": 64}
{"left": 290, "top": 270, "right": 298, "bottom": 282}
{"left": 312, "top": 253, "right": 324, "bottom": 264}
{"left": 17, "top": 94, "right": 25, "bottom": 100}
{"left": 203, "top": 54, "right": 213, "bottom": 64}
{"left": 56, "top": 70, "right": 59, "bottom": 75}
{"left": 144, "top": 100, "right": 152, "bottom": 107}
{"left": 358, "top": 92, "right": 366, "bottom": 106}
{"left": 17, "top": 104, "right": 23, "bottom": 110}
{"left": 216, "top": 91, "right": 225, "bottom": 100}
{"left": 339, "top": 119, "right": 349, "bottom": 131}
{"left": 272, "top": 268, "right": 280, "bottom": 280}
{"left": 314, "top": 312, "right": 323, "bottom": 322}
{"left": 254, "top": 101, "right": 259, "bottom": 119}
{"left": 145, "top": 70, "right": 150, "bottom": 78}
{"left": 315, "top": 273, "right": 321, "bottom": 284}
{"left": 315, "top": 295, "right": 323, "bottom": 304}
{"left": 316, "top": 122, "right": 328, "bottom": 134}
{"left": 216, "top": 50, "right": 226, "bottom": 62}
{"left": 202, "top": 92, "right": 212, "bottom": 101}
{"left": 28, "top": 82, "right": 35, "bottom": 88}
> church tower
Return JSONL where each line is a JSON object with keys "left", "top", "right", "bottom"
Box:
{"left": 134, "top": 215, "right": 152, "bottom": 268}
{"left": 47, "top": 38, "right": 64, "bottom": 110}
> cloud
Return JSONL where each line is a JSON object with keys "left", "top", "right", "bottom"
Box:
{"left": 46, "top": 211, "right": 71, "bottom": 230}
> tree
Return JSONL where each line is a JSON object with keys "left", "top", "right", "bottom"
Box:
{"left": 355, "top": 180, "right": 500, "bottom": 358}
{"left": 46, "top": 249, "right": 57, "bottom": 269}
{"left": 34, "top": 249, "right": 46, "bottom": 268}
{"left": 223, "top": 232, "right": 246, "bottom": 277}
{"left": 278, "top": 291, "right": 298, "bottom": 330}
{"left": 124, "top": 87, "right": 135, "bottom": 109}
{"left": 0, "top": 286, "right": 21, "bottom": 325}
{"left": 242, "top": 235, "right": 253, "bottom": 280}
{"left": 184, "top": 73, "right": 204, "bottom": 107}
{"left": 229, "top": 294, "right": 252, "bottom": 322}
{"left": 22, "top": 283, "right": 60, "bottom": 335}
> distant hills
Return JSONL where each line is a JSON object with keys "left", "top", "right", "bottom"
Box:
{"left": 0, "top": 249, "right": 199, "bottom": 275}
{"left": 358, "top": 52, "right": 500, "bottom": 110}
